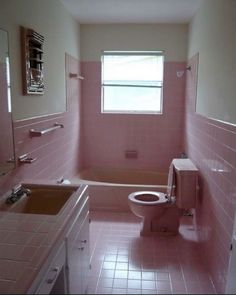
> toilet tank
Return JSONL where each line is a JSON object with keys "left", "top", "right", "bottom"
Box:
{"left": 172, "top": 158, "right": 198, "bottom": 209}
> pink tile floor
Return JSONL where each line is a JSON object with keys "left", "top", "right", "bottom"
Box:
{"left": 88, "top": 211, "right": 216, "bottom": 294}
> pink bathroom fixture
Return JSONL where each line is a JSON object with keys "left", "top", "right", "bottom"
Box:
{"left": 128, "top": 158, "right": 198, "bottom": 236}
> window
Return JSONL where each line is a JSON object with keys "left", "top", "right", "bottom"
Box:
{"left": 101, "top": 51, "right": 164, "bottom": 114}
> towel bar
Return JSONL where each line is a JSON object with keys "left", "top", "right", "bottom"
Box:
{"left": 30, "top": 123, "right": 64, "bottom": 137}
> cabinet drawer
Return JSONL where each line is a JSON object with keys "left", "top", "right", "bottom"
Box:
{"left": 66, "top": 196, "right": 89, "bottom": 246}
{"left": 67, "top": 213, "right": 90, "bottom": 294}
{"left": 67, "top": 212, "right": 89, "bottom": 257}
{"left": 35, "top": 242, "right": 66, "bottom": 294}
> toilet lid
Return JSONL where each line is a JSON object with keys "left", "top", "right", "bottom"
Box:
{"left": 128, "top": 191, "right": 168, "bottom": 205}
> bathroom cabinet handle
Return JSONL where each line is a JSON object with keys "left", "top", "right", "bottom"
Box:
{"left": 46, "top": 267, "right": 59, "bottom": 284}
{"left": 81, "top": 239, "right": 87, "bottom": 244}
{"left": 78, "top": 247, "right": 84, "bottom": 251}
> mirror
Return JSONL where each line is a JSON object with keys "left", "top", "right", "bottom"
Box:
{"left": 195, "top": 0, "right": 236, "bottom": 125}
{"left": 0, "top": 28, "right": 15, "bottom": 176}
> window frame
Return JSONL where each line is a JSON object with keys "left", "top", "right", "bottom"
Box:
{"left": 101, "top": 51, "right": 164, "bottom": 115}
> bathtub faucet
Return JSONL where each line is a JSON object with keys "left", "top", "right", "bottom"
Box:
{"left": 5, "top": 185, "right": 31, "bottom": 204}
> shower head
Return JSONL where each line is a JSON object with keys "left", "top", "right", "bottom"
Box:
{"left": 176, "top": 66, "right": 191, "bottom": 78}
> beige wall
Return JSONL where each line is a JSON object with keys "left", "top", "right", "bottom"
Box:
{"left": 0, "top": 0, "right": 80, "bottom": 120}
{"left": 0, "top": 29, "right": 8, "bottom": 61}
{"left": 80, "top": 24, "right": 188, "bottom": 62}
{"left": 188, "top": 0, "right": 236, "bottom": 125}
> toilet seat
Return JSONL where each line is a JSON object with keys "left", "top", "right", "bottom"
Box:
{"left": 128, "top": 191, "right": 168, "bottom": 206}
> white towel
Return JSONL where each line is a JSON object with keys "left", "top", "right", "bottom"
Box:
{"left": 167, "top": 162, "right": 175, "bottom": 197}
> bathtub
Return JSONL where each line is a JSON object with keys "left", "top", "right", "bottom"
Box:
{"left": 73, "top": 168, "right": 168, "bottom": 212}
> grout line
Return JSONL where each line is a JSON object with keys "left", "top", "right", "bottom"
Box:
{"left": 89, "top": 211, "right": 216, "bottom": 294}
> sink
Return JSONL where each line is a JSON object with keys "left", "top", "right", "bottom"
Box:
{"left": 0, "top": 185, "right": 77, "bottom": 215}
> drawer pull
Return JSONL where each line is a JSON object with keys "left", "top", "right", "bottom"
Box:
{"left": 78, "top": 247, "right": 84, "bottom": 250}
{"left": 81, "top": 239, "right": 87, "bottom": 244}
{"left": 47, "top": 267, "right": 59, "bottom": 284}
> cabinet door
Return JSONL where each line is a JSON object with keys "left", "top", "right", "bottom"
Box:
{"left": 226, "top": 235, "right": 236, "bottom": 294}
{"left": 67, "top": 234, "right": 82, "bottom": 294}
{"left": 80, "top": 214, "right": 90, "bottom": 294}
{"left": 67, "top": 213, "right": 90, "bottom": 294}
{"left": 35, "top": 243, "right": 67, "bottom": 294}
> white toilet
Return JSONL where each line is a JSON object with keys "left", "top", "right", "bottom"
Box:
{"left": 128, "top": 158, "right": 198, "bottom": 236}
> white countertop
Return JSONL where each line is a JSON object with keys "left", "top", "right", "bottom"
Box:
{"left": 0, "top": 182, "right": 87, "bottom": 294}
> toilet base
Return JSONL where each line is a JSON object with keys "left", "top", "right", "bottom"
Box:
{"left": 139, "top": 207, "right": 182, "bottom": 236}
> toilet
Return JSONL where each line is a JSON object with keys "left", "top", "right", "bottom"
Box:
{"left": 128, "top": 158, "right": 198, "bottom": 236}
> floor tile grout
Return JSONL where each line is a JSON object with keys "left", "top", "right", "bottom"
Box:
{"left": 88, "top": 210, "right": 216, "bottom": 294}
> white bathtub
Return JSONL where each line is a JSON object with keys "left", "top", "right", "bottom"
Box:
{"left": 73, "top": 168, "right": 168, "bottom": 212}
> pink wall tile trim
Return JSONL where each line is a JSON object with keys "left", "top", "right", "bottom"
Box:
{"left": 0, "top": 54, "right": 82, "bottom": 196}
{"left": 184, "top": 53, "right": 236, "bottom": 294}
{"left": 81, "top": 61, "right": 186, "bottom": 172}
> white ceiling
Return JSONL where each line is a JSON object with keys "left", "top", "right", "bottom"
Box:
{"left": 60, "top": 0, "right": 203, "bottom": 24}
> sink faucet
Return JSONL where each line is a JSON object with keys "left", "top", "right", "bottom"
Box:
{"left": 5, "top": 185, "right": 31, "bottom": 204}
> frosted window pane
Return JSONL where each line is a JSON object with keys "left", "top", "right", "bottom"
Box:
{"left": 103, "top": 86, "right": 162, "bottom": 113}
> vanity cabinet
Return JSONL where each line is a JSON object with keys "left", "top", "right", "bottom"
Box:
{"left": 66, "top": 190, "right": 90, "bottom": 294}
{"left": 26, "top": 185, "right": 90, "bottom": 295}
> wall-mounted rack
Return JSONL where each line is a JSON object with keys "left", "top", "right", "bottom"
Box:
{"left": 69, "top": 73, "right": 84, "bottom": 80}
{"left": 21, "top": 26, "right": 45, "bottom": 95}
{"left": 29, "top": 123, "right": 64, "bottom": 137}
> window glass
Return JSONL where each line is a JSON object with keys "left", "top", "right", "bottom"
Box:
{"left": 101, "top": 52, "right": 164, "bottom": 114}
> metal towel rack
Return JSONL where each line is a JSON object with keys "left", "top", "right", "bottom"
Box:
{"left": 30, "top": 123, "right": 64, "bottom": 137}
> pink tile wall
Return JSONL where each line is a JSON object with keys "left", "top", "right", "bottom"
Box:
{"left": 81, "top": 61, "right": 186, "bottom": 172}
{"left": 184, "top": 53, "right": 236, "bottom": 293}
{"left": 0, "top": 54, "right": 82, "bottom": 196}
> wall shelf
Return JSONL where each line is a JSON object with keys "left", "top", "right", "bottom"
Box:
{"left": 29, "top": 47, "right": 43, "bottom": 52}
{"left": 69, "top": 73, "right": 84, "bottom": 80}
